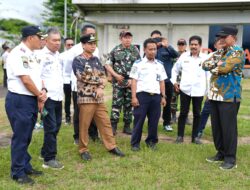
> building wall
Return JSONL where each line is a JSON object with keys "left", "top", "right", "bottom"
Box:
{"left": 97, "top": 24, "right": 209, "bottom": 56}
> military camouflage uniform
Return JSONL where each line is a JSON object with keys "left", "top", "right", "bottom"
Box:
{"left": 170, "top": 55, "right": 182, "bottom": 121}
{"left": 108, "top": 44, "right": 140, "bottom": 130}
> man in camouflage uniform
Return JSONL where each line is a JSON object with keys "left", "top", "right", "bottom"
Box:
{"left": 105, "top": 31, "right": 140, "bottom": 135}
{"left": 170, "top": 39, "right": 187, "bottom": 124}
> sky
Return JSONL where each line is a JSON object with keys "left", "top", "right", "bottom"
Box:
{"left": 0, "top": 0, "right": 45, "bottom": 24}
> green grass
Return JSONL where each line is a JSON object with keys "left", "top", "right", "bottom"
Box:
{"left": 1, "top": 81, "right": 250, "bottom": 189}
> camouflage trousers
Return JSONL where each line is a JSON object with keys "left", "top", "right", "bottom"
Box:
{"left": 110, "top": 85, "right": 132, "bottom": 125}
{"left": 171, "top": 90, "right": 179, "bottom": 113}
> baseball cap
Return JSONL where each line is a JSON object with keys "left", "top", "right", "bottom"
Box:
{"left": 216, "top": 26, "right": 238, "bottom": 37}
{"left": 119, "top": 31, "right": 133, "bottom": 38}
{"left": 177, "top": 39, "right": 187, "bottom": 45}
{"left": 21, "top": 26, "right": 47, "bottom": 38}
{"left": 80, "top": 34, "right": 98, "bottom": 43}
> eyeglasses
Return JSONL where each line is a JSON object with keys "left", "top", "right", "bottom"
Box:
{"left": 66, "top": 43, "right": 74, "bottom": 46}
{"left": 177, "top": 43, "right": 186, "bottom": 46}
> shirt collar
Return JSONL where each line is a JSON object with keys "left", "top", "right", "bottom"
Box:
{"left": 142, "top": 57, "right": 156, "bottom": 64}
{"left": 189, "top": 51, "right": 202, "bottom": 58}
{"left": 42, "top": 46, "right": 59, "bottom": 56}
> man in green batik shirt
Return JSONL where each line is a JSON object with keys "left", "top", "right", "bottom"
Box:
{"left": 105, "top": 31, "right": 140, "bottom": 135}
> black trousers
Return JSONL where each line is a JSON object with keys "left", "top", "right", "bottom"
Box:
{"left": 210, "top": 100, "right": 240, "bottom": 164}
{"left": 63, "top": 84, "right": 72, "bottom": 119}
{"left": 41, "top": 98, "right": 62, "bottom": 162}
{"left": 178, "top": 91, "right": 203, "bottom": 139}
{"left": 131, "top": 92, "right": 161, "bottom": 147}
{"left": 72, "top": 91, "right": 99, "bottom": 140}
{"left": 3, "top": 68, "right": 7, "bottom": 88}
{"left": 162, "top": 81, "right": 173, "bottom": 126}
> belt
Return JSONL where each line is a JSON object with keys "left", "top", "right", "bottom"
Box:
{"left": 141, "top": 91, "right": 158, "bottom": 96}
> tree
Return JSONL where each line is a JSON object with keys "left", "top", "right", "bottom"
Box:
{"left": 0, "top": 19, "right": 32, "bottom": 44}
{"left": 42, "top": 0, "right": 81, "bottom": 39}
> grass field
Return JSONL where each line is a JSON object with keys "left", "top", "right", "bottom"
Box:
{"left": 0, "top": 79, "right": 250, "bottom": 189}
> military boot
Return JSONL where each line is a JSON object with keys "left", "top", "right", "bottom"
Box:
{"left": 111, "top": 122, "right": 117, "bottom": 136}
{"left": 123, "top": 123, "right": 132, "bottom": 135}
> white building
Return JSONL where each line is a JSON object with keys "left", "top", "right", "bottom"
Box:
{"left": 73, "top": 0, "right": 250, "bottom": 72}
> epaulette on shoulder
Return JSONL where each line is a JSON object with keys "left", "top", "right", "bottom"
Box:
{"left": 134, "top": 58, "right": 141, "bottom": 64}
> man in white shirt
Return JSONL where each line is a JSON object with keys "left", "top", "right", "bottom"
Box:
{"left": 5, "top": 25, "right": 47, "bottom": 185}
{"left": 39, "top": 27, "right": 64, "bottom": 169}
{"left": 130, "top": 38, "right": 167, "bottom": 151}
{"left": 171, "top": 35, "right": 207, "bottom": 144}
{"left": 60, "top": 37, "right": 74, "bottom": 124}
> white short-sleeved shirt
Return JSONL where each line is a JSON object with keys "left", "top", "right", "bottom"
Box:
{"left": 129, "top": 57, "right": 167, "bottom": 94}
{"left": 171, "top": 51, "right": 208, "bottom": 97}
{"left": 6, "top": 42, "right": 42, "bottom": 96}
{"left": 2, "top": 50, "right": 9, "bottom": 69}
{"left": 39, "top": 46, "right": 64, "bottom": 101}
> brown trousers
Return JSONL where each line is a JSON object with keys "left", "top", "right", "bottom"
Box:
{"left": 79, "top": 103, "right": 117, "bottom": 153}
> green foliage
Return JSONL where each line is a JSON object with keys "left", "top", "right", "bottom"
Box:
{"left": 0, "top": 19, "right": 31, "bottom": 35}
{"left": 42, "top": 0, "right": 80, "bottom": 39}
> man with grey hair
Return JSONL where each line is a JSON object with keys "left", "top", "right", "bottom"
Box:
{"left": 39, "top": 27, "right": 64, "bottom": 169}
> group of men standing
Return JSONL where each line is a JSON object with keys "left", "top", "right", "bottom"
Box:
{"left": 4, "top": 23, "right": 245, "bottom": 185}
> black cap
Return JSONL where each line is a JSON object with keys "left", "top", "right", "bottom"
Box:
{"left": 80, "top": 34, "right": 98, "bottom": 43}
{"left": 216, "top": 26, "right": 238, "bottom": 37}
{"left": 177, "top": 39, "right": 187, "bottom": 45}
{"left": 119, "top": 31, "right": 133, "bottom": 38}
{"left": 21, "top": 26, "right": 46, "bottom": 38}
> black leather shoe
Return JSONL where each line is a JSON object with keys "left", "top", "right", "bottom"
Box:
{"left": 81, "top": 152, "right": 92, "bottom": 161}
{"left": 192, "top": 137, "right": 202, "bottom": 145}
{"left": 26, "top": 168, "right": 43, "bottom": 176}
{"left": 131, "top": 146, "right": 140, "bottom": 152}
{"left": 206, "top": 154, "right": 224, "bottom": 163}
{"left": 219, "top": 162, "right": 237, "bottom": 170}
{"left": 175, "top": 136, "right": 184, "bottom": 144}
{"left": 13, "top": 175, "right": 35, "bottom": 185}
{"left": 109, "top": 147, "right": 125, "bottom": 157}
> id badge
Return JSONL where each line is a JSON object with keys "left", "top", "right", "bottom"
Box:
{"left": 156, "top": 74, "right": 160, "bottom": 81}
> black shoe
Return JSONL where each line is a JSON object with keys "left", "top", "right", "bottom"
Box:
{"left": 131, "top": 146, "right": 140, "bottom": 152}
{"left": 81, "top": 152, "right": 92, "bottom": 161}
{"left": 13, "top": 175, "right": 35, "bottom": 185}
{"left": 65, "top": 117, "right": 71, "bottom": 124}
{"left": 146, "top": 143, "right": 157, "bottom": 151}
{"left": 206, "top": 155, "right": 224, "bottom": 163}
{"left": 109, "top": 147, "right": 125, "bottom": 157}
{"left": 219, "top": 162, "right": 237, "bottom": 170}
{"left": 25, "top": 168, "right": 43, "bottom": 176}
{"left": 123, "top": 126, "right": 132, "bottom": 135}
{"left": 192, "top": 137, "right": 202, "bottom": 145}
{"left": 175, "top": 136, "right": 184, "bottom": 144}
